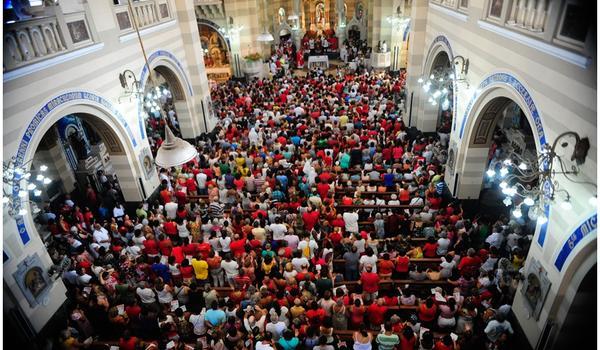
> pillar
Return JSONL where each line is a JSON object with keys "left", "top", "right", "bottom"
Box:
{"left": 173, "top": 0, "right": 215, "bottom": 134}
{"left": 405, "top": 0, "right": 429, "bottom": 127}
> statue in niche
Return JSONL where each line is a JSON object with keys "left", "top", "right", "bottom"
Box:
{"left": 278, "top": 8, "right": 286, "bottom": 25}
{"left": 356, "top": 2, "right": 364, "bottom": 20}
{"left": 316, "top": 2, "right": 326, "bottom": 29}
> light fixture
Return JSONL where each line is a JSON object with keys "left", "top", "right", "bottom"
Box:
{"left": 417, "top": 78, "right": 423, "bottom": 83}
{"left": 486, "top": 169, "right": 496, "bottom": 178}
{"left": 154, "top": 125, "right": 198, "bottom": 168}
{"left": 219, "top": 24, "right": 244, "bottom": 39}
{"left": 117, "top": 0, "right": 198, "bottom": 168}
{"left": 485, "top": 131, "right": 594, "bottom": 221}
{"left": 537, "top": 215, "right": 548, "bottom": 225}
{"left": 385, "top": 6, "right": 410, "bottom": 31}
{"left": 3, "top": 157, "right": 53, "bottom": 219}
{"left": 257, "top": 28, "right": 274, "bottom": 42}
{"left": 43, "top": 178, "right": 52, "bottom": 185}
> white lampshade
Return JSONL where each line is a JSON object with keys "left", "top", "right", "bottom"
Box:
{"left": 155, "top": 125, "right": 198, "bottom": 168}
{"left": 288, "top": 14, "right": 299, "bottom": 20}
{"left": 257, "top": 32, "right": 275, "bottom": 42}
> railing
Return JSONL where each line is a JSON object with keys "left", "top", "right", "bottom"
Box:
{"left": 506, "top": 0, "right": 547, "bottom": 33}
{"left": 4, "top": 15, "right": 68, "bottom": 71}
{"left": 114, "top": 0, "right": 172, "bottom": 33}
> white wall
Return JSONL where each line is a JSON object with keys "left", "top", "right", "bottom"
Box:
{"left": 408, "top": 1, "right": 597, "bottom": 347}
{"left": 3, "top": 0, "right": 214, "bottom": 333}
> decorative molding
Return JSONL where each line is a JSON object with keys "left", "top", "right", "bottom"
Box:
{"left": 554, "top": 213, "right": 597, "bottom": 272}
{"left": 536, "top": 204, "right": 550, "bottom": 247}
{"left": 3, "top": 43, "right": 105, "bottom": 82}
{"left": 430, "top": 3, "right": 468, "bottom": 23}
{"left": 137, "top": 50, "right": 195, "bottom": 140}
{"left": 12, "top": 91, "right": 137, "bottom": 245}
{"left": 119, "top": 20, "right": 176, "bottom": 43}
{"left": 459, "top": 72, "right": 547, "bottom": 147}
{"left": 477, "top": 20, "right": 591, "bottom": 69}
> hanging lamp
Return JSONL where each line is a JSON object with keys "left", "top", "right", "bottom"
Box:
{"left": 126, "top": 0, "right": 198, "bottom": 168}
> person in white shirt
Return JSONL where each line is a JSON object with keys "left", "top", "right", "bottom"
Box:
{"left": 136, "top": 282, "right": 157, "bottom": 305}
{"left": 189, "top": 308, "right": 207, "bottom": 337}
{"left": 283, "top": 232, "right": 300, "bottom": 250}
{"left": 268, "top": 217, "right": 287, "bottom": 241}
{"left": 291, "top": 252, "right": 309, "bottom": 272}
{"left": 485, "top": 228, "right": 505, "bottom": 250}
{"left": 92, "top": 224, "right": 110, "bottom": 250}
{"left": 343, "top": 211, "right": 359, "bottom": 234}
{"left": 220, "top": 255, "right": 239, "bottom": 287}
{"left": 359, "top": 248, "right": 378, "bottom": 273}
{"left": 297, "top": 237, "right": 318, "bottom": 259}
{"left": 219, "top": 232, "right": 231, "bottom": 253}
{"left": 437, "top": 232, "right": 451, "bottom": 256}
{"left": 165, "top": 201, "right": 178, "bottom": 219}
{"left": 196, "top": 172, "right": 208, "bottom": 194}
{"left": 265, "top": 314, "right": 286, "bottom": 341}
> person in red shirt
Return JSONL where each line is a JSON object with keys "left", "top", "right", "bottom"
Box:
{"left": 399, "top": 326, "right": 417, "bottom": 350}
{"left": 359, "top": 265, "right": 380, "bottom": 299}
{"left": 394, "top": 249, "right": 410, "bottom": 279}
{"left": 316, "top": 179, "right": 330, "bottom": 199}
{"left": 159, "top": 185, "right": 172, "bottom": 204}
{"left": 179, "top": 259, "right": 194, "bottom": 282}
{"left": 378, "top": 253, "right": 395, "bottom": 280}
{"left": 182, "top": 238, "right": 198, "bottom": 257}
{"left": 174, "top": 188, "right": 187, "bottom": 205}
{"left": 118, "top": 331, "right": 139, "bottom": 350}
{"left": 457, "top": 248, "right": 482, "bottom": 277}
{"left": 230, "top": 234, "right": 247, "bottom": 258}
{"left": 158, "top": 234, "right": 172, "bottom": 256}
{"left": 302, "top": 207, "right": 320, "bottom": 231}
{"left": 366, "top": 298, "right": 387, "bottom": 327}
{"left": 171, "top": 242, "right": 185, "bottom": 264}
{"left": 418, "top": 297, "right": 438, "bottom": 329}
{"left": 163, "top": 218, "right": 178, "bottom": 238}
{"left": 433, "top": 335, "right": 455, "bottom": 350}
{"left": 185, "top": 176, "right": 197, "bottom": 196}
{"left": 143, "top": 234, "right": 159, "bottom": 257}
{"left": 197, "top": 237, "right": 211, "bottom": 259}
{"left": 305, "top": 301, "right": 326, "bottom": 327}
{"left": 423, "top": 237, "right": 440, "bottom": 258}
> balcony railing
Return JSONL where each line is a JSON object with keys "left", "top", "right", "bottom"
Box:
{"left": 4, "top": 16, "right": 68, "bottom": 71}
{"left": 114, "top": 0, "right": 173, "bottom": 33}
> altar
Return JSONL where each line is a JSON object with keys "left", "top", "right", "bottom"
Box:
{"left": 308, "top": 55, "right": 329, "bottom": 70}
{"left": 371, "top": 52, "right": 391, "bottom": 70}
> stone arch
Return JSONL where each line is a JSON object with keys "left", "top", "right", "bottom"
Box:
{"left": 138, "top": 50, "right": 196, "bottom": 139}
{"left": 416, "top": 34, "right": 455, "bottom": 132}
{"left": 275, "top": 22, "right": 294, "bottom": 45}
{"left": 453, "top": 72, "right": 547, "bottom": 199}
{"left": 346, "top": 17, "right": 366, "bottom": 41}
{"left": 11, "top": 91, "right": 143, "bottom": 246}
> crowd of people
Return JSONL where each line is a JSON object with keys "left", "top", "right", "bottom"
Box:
{"left": 47, "top": 69, "right": 532, "bottom": 350}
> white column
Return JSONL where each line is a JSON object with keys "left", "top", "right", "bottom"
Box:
{"left": 532, "top": 0, "right": 547, "bottom": 32}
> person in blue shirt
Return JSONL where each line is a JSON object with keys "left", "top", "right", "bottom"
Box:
{"left": 150, "top": 256, "right": 171, "bottom": 283}
{"left": 278, "top": 329, "right": 300, "bottom": 350}
{"left": 205, "top": 301, "right": 226, "bottom": 327}
{"left": 290, "top": 135, "right": 301, "bottom": 146}
{"left": 383, "top": 169, "right": 395, "bottom": 189}
{"left": 276, "top": 174, "right": 289, "bottom": 191}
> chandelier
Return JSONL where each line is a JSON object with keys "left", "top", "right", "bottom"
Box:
{"left": 219, "top": 24, "right": 244, "bottom": 39}
{"left": 3, "top": 158, "right": 52, "bottom": 218}
{"left": 417, "top": 55, "right": 469, "bottom": 110}
{"left": 385, "top": 6, "right": 410, "bottom": 32}
{"left": 485, "top": 131, "right": 594, "bottom": 223}
{"left": 118, "top": 0, "right": 197, "bottom": 168}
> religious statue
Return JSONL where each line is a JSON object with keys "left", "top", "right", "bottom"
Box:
{"left": 381, "top": 40, "right": 387, "bottom": 53}
{"left": 316, "top": 2, "right": 326, "bottom": 29}
{"left": 278, "top": 8, "right": 286, "bottom": 25}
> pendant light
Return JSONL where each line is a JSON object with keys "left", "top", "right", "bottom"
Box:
{"left": 126, "top": 0, "right": 198, "bottom": 168}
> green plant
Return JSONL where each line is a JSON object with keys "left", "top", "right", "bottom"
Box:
{"left": 244, "top": 53, "right": 262, "bottom": 62}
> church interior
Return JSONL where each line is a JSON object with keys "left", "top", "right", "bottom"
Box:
{"left": 2, "top": 0, "right": 597, "bottom": 349}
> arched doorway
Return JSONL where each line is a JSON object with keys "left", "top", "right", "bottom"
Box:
{"left": 198, "top": 22, "right": 232, "bottom": 83}
{"left": 141, "top": 62, "right": 197, "bottom": 143}
{"left": 422, "top": 51, "right": 453, "bottom": 142}
{"left": 29, "top": 112, "right": 137, "bottom": 218}
{"left": 458, "top": 95, "right": 537, "bottom": 220}
{"left": 551, "top": 264, "right": 596, "bottom": 349}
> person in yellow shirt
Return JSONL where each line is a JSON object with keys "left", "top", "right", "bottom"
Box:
{"left": 191, "top": 255, "right": 209, "bottom": 284}
{"left": 339, "top": 114, "right": 348, "bottom": 127}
